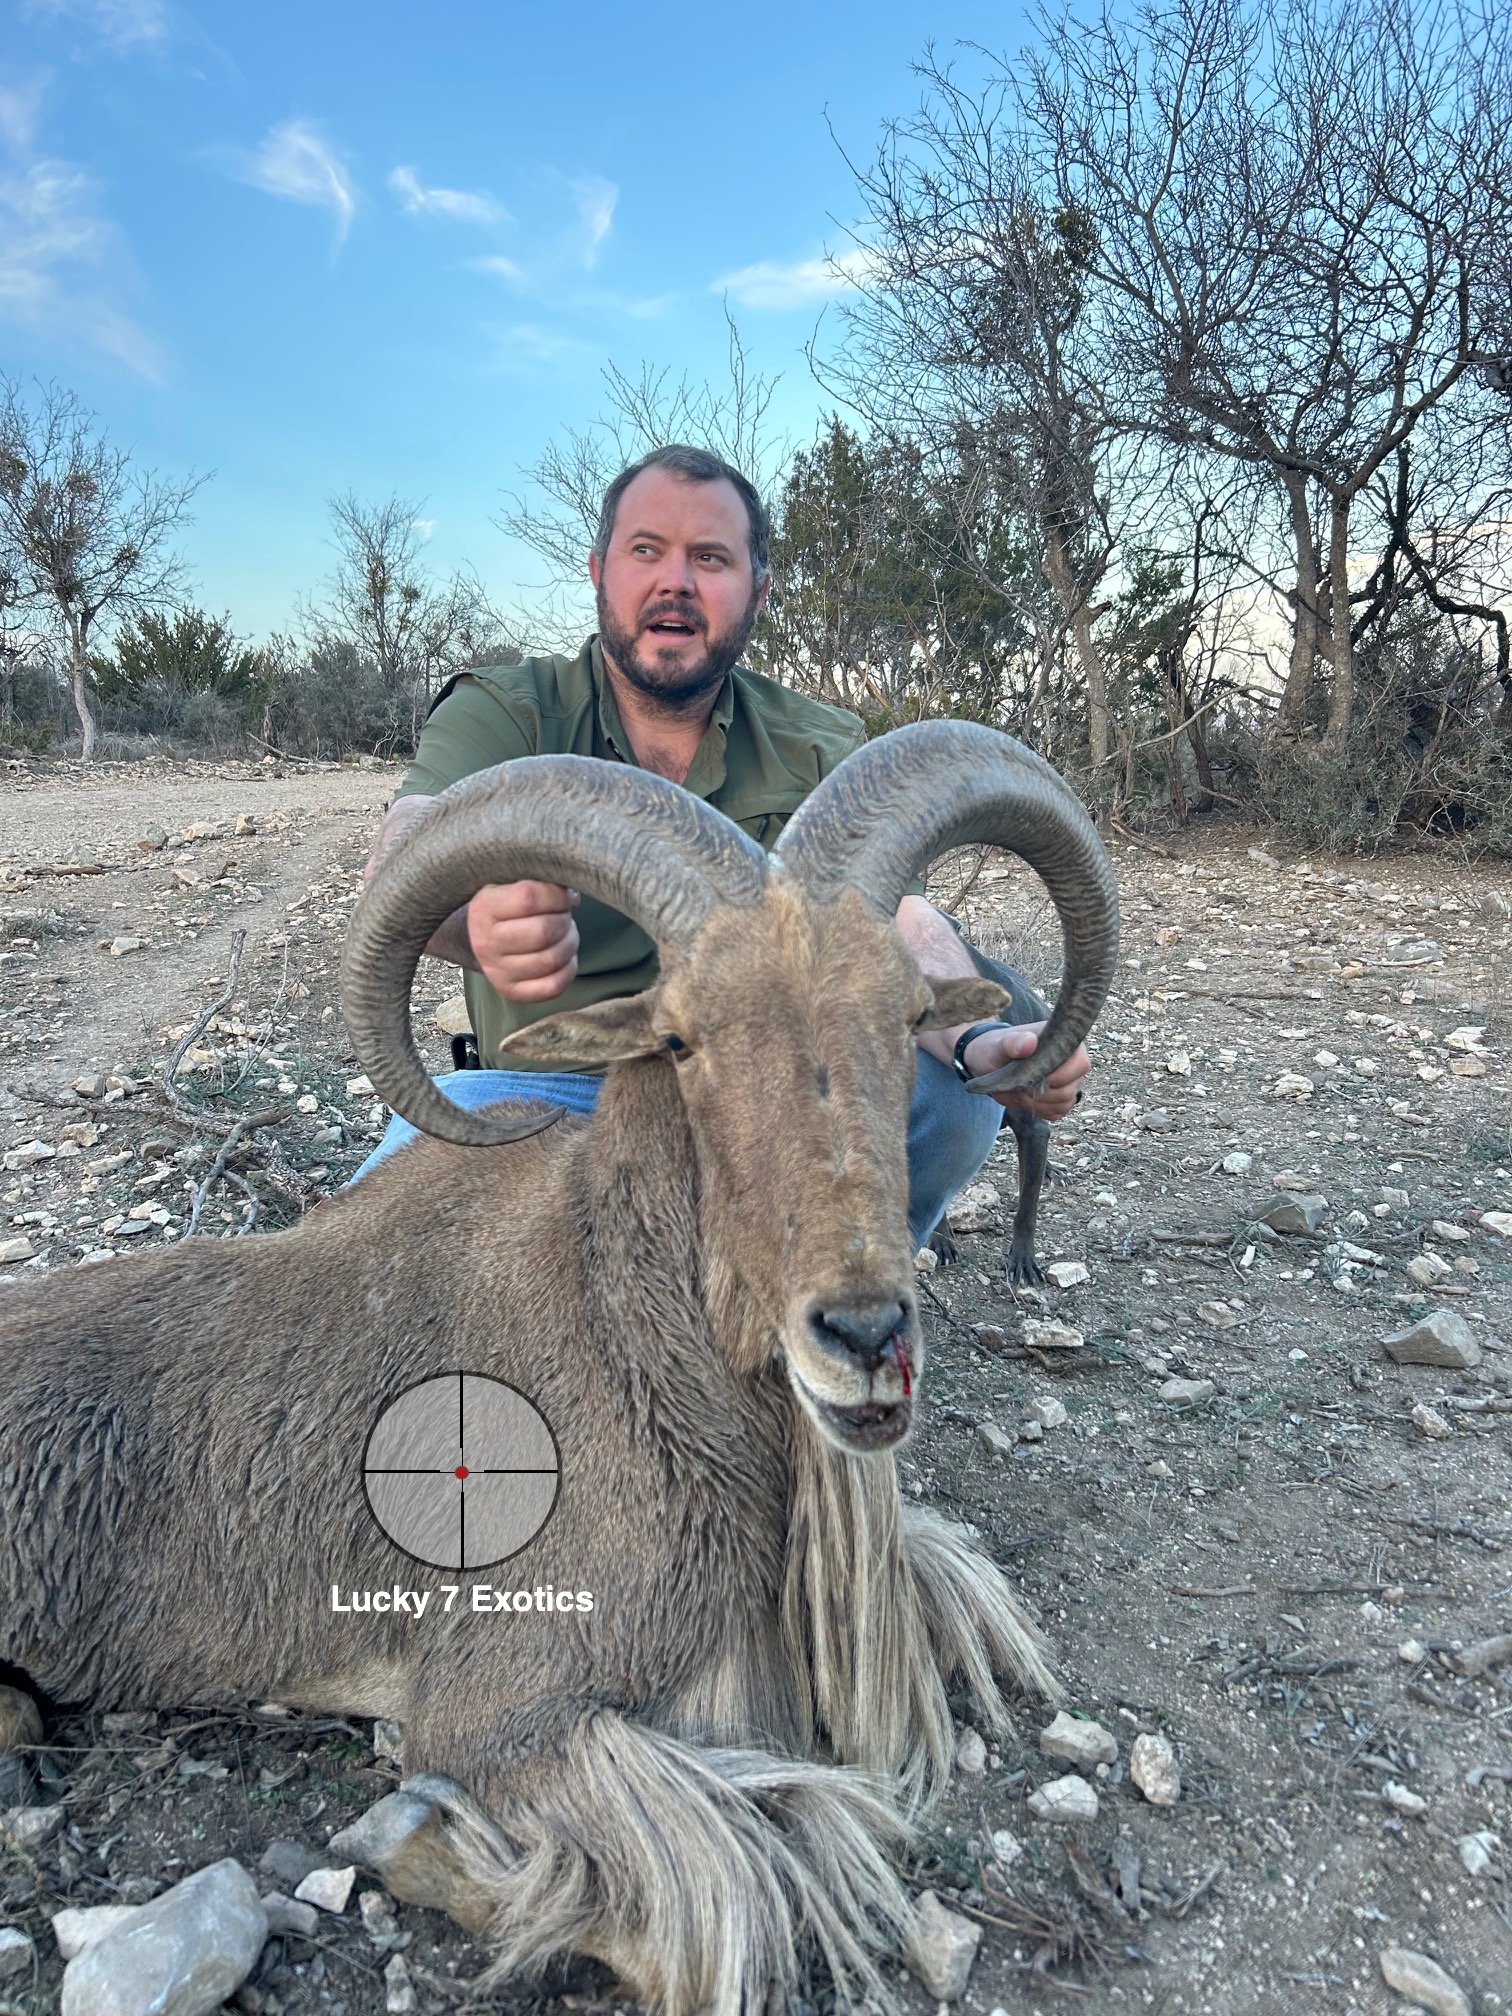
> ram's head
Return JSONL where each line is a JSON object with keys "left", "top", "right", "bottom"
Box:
{"left": 343, "top": 724, "right": 1119, "bottom": 1456}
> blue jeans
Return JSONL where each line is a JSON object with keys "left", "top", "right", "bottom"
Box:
{"left": 348, "top": 1051, "right": 1002, "bottom": 1252}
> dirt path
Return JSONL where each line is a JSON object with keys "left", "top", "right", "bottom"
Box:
{"left": 1, "top": 755, "right": 1509, "bottom": 2016}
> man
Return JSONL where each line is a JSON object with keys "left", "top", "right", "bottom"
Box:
{"left": 355, "top": 445, "right": 1090, "bottom": 1245}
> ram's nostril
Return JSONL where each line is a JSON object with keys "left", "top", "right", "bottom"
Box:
{"left": 813, "top": 1302, "right": 907, "bottom": 1362}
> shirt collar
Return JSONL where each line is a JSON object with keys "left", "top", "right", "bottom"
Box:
{"left": 588, "top": 634, "right": 736, "bottom": 796}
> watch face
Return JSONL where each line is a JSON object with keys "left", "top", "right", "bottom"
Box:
{"left": 362, "top": 1372, "right": 561, "bottom": 1570}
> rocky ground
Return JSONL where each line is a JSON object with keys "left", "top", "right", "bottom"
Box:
{"left": 0, "top": 749, "right": 1509, "bottom": 2016}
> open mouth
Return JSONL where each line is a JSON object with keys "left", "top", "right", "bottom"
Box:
{"left": 816, "top": 1396, "right": 913, "bottom": 1449}
{"left": 642, "top": 611, "right": 702, "bottom": 639}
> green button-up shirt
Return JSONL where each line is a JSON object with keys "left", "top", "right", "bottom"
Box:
{"left": 401, "top": 636, "right": 868, "bottom": 1068}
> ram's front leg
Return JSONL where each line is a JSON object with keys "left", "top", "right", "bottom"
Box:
{"left": 336, "top": 1697, "right": 910, "bottom": 2016}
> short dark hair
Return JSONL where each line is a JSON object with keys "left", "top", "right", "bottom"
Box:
{"left": 594, "top": 445, "right": 771, "bottom": 585}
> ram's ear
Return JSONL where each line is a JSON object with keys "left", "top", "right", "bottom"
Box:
{"left": 496, "top": 992, "right": 661, "bottom": 1068}
{"left": 915, "top": 977, "right": 1010, "bottom": 1031}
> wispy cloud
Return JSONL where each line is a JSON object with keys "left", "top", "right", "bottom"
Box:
{"left": 387, "top": 164, "right": 506, "bottom": 228}
{"left": 469, "top": 252, "right": 526, "bottom": 285}
{"left": 488, "top": 321, "right": 598, "bottom": 372}
{"left": 714, "top": 246, "right": 876, "bottom": 310}
{"left": 0, "top": 77, "right": 46, "bottom": 155}
{"left": 241, "top": 120, "right": 357, "bottom": 242}
{"left": 0, "top": 153, "right": 165, "bottom": 376}
{"left": 571, "top": 175, "right": 616, "bottom": 268}
{"left": 23, "top": 0, "right": 168, "bottom": 50}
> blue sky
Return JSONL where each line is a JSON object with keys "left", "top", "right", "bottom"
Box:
{"left": 0, "top": 0, "right": 1030, "bottom": 642}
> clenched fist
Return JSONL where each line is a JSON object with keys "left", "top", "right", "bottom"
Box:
{"left": 464, "top": 880, "right": 581, "bottom": 1003}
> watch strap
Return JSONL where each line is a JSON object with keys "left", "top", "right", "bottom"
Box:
{"left": 951, "top": 1020, "right": 1006, "bottom": 1083}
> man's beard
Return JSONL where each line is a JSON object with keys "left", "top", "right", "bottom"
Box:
{"left": 597, "top": 584, "right": 762, "bottom": 712}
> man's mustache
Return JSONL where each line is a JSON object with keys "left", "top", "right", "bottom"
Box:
{"left": 639, "top": 601, "right": 708, "bottom": 634}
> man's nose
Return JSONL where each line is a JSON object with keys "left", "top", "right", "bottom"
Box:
{"left": 652, "top": 549, "right": 698, "bottom": 597}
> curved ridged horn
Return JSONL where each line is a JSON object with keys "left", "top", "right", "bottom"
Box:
{"left": 342, "top": 755, "right": 768, "bottom": 1146}
{"left": 773, "top": 722, "right": 1119, "bottom": 1094}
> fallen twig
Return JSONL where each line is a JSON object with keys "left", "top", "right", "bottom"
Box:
{"left": 1150, "top": 1229, "right": 1235, "bottom": 1247}
{"left": 188, "top": 1117, "right": 263, "bottom": 1236}
{"left": 1169, "top": 1585, "right": 1257, "bottom": 1599}
{"left": 161, "top": 930, "right": 247, "bottom": 1103}
{"left": 1169, "top": 1861, "right": 1226, "bottom": 1920}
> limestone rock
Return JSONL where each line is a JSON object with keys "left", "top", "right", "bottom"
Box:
{"left": 970, "top": 1323, "right": 1006, "bottom": 1352}
{"left": 1026, "top": 1773, "right": 1099, "bottom": 1821}
{"left": 256, "top": 1841, "right": 324, "bottom": 1890}
{"left": 373, "top": 1719, "right": 405, "bottom": 1767}
{"left": 52, "top": 1905, "right": 140, "bottom": 1960}
{"left": 1412, "top": 1403, "right": 1454, "bottom": 1439}
{"left": 1158, "top": 1377, "right": 1214, "bottom": 1407}
{"left": 954, "top": 1728, "right": 987, "bottom": 1776}
{"left": 946, "top": 1181, "right": 1000, "bottom": 1234}
{"left": 907, "top": 1890, "right": 980, "bottom": 2000}
{"left": 1130, "top": 1733, "right": 1181, "bottom": 1806}
{"left": 292, "top": 1865, "right": 355, "bottom": 1914}
{"left": 976, "top": 1421, "right": 1014, "bottom": 1456}
{"left": 1257, "top": 1192, "right": 1327, "bottom": 1235}
{"left": 60, "top": 1858, "right": 266, "bottom": 2016}
{"left": 0, "top": 1802, "right": 62, "bottom": 1849}
{"left": 260, "top": 1891, "right": 319, "bottom": 1938}
{"left": 1378, "top": 1946, "right": 1471, "bottom": 2016}
{"left": 1481, "top": 1210, "right": 1512, "bottom": 1237}
{"left": 1039, "top": 1710, "right": 1116, "bottom": 1769}
{"left": 1220, "top": 1151, "right": 1253, "bottom": 1175}
{"left": 1406, "top": 1253, "right": 1454, "bottom": 1287}
{"left": 1383, "top": 1312, "right": 1480, "bottom": 1369}
{"left": 1383, "top": 1781, "right": 1427, "bottom": 1817}
{"left": 1457, "top": 1831, "right": 1499, "bottom": 1877}
{"left": 989, "top": 1827, "right": 1023, "bottom": 1870}
{"left": 1021, "top": 1317, "right": 1084, "bottom": 1351}
{"left": 385, "top": 1952, "right": 419, "bottom": 2014}
{"left": 0, "top": 1927, "right": 33, "bottom": 1980}
{"left": 1044, "top": 1259, "right": 1089, "bottom": 1288}
{"left": 1270, "top": 1072, "right": 1314, "bottom": 1100}
{"left": 1029, "top": 1395, "right": 1068, "bottom": 1431}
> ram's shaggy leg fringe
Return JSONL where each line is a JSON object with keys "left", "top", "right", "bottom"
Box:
{"left": 902, "top": 1503, "right": 1061, "bottom": 1714}
{"left": 417, "top": 1713, "right": 913, "bottom": 2016}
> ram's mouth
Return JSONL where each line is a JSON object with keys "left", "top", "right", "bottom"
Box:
{"left": 816, "top": 1395, "right": 912, "bottom": 1449}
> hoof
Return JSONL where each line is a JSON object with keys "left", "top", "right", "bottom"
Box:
{"left": 1007, "top": 1249, "right": 1045, "bottom": 1287}
{"left": 327, "top": 1775, "right": 500, "bottom": 1936}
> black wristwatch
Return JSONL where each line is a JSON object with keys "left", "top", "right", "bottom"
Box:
{"left": 951, "top": 1021, "right": 1006, "bottom": 1083}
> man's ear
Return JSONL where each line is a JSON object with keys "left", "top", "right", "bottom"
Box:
{"left": 915, "top": 977, "right": 1010, "bottom": 1030}
{"left": 497, "top": 992, "right": 660, "bottom": 1068}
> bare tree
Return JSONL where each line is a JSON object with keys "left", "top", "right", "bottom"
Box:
{"left": 310, "top": 494, "right": 513, "bottom": 749}
{"left": 0, "top": 379, "right": 202, "bottom": 760}
{"left": 499, "top": 311, "right": 783, "bottom": 638}
{"left": 1023, "top": 0, "right": 1512, "bottom": 746}
{"left": 815, "top": 57, "right": 1147, "bottom": 772}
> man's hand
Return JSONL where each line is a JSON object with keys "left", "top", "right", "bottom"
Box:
{"left": 364, "top": 797, "right": 580, "bottom": 1001}
{"left": 464, "top": 881, "right": 580, "bottom": 1003}
{"left": 959, "top": 1021, "right": 1090, "bottom": 1123}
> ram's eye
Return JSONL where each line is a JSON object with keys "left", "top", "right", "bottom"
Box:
{"left": 662, "top": 1033, "right": 691, "bottom": 1058}
{"left": 911, "top": 1004, "right": 933, "bottom": 1031}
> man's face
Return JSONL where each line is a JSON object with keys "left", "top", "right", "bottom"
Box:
{"left": 589, "top": 466, "right": 768, "bottom": 709}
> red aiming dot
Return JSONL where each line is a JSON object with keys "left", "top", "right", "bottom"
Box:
{"left": 454, "top": 1465, "right": 469, "bottom": 1480}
